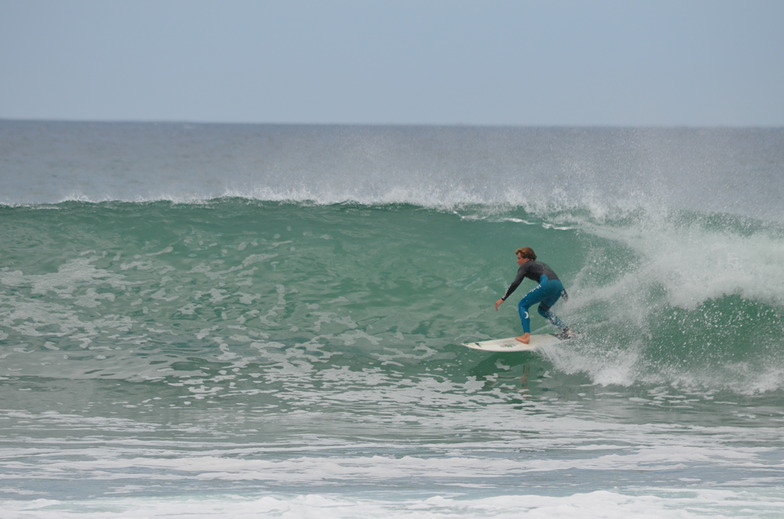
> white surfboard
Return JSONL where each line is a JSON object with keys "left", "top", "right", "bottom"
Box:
{"left": 463, "top": 333, "right": 569, "bottom": 352}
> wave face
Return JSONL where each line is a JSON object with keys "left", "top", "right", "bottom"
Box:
{"left": 1, "top": 199, "right": 781, "bottom": 395}
{"left": 1, "top": 121, "right": 783, "bottom": 517}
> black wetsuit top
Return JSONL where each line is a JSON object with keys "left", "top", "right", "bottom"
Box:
{"left": 501, "top": 261, "right": 561, "bottom": 301}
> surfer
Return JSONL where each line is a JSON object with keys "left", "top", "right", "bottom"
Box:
{"left": 494, "top": 247, "right": 573, "bottom": 344}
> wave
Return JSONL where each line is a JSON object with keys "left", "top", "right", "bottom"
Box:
{"left": 1, "top": 199, "right": 782, "bottom": 396}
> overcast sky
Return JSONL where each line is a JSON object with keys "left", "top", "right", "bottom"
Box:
{"left": 2, "top": 0, "right": 783, "bottom": 126}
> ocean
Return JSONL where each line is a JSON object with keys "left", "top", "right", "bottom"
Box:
{"left": 1, "top": 121, "right": 783, "bottom": 518}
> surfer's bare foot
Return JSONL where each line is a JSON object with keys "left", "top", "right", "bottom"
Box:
{"left": 515, "top": 333, "right": 530, "bottom": 344}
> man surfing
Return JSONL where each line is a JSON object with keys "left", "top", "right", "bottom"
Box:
{"left": 495, "top": 247, "right": 574, "bottom": 344}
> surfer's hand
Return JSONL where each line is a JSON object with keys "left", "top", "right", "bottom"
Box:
{"left": 495, "top": 298, "right": 504, "bottom": 311}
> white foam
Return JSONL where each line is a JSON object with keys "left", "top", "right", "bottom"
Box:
{"left": 3, "top": 488, "right": 783, "bottom": 518}
{"left": 580, "top": 212, "right": 784, "bottom": 309}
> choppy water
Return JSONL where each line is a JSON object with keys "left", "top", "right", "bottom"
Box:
{"left": 1, "top": 121, "right": 783, "bottom": 517}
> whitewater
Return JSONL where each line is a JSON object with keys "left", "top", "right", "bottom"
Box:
{"left": 1, "top": 121, "right": 783, "bottom": 518}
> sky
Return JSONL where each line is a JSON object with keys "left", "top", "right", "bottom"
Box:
{"left": 1, "top": 0, "right": 783, "bottom": 127}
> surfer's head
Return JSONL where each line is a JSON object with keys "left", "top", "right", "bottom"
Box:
{"left": 516, "top": 247, "right": 536, "bottom": 261}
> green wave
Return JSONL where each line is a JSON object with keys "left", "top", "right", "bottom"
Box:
{"left": 0, "top": 200, "right": 781, "bottom": 394}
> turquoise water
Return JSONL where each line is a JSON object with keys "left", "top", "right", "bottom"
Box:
{"left": 1, "top": 122, "right": 783, "bottom": 517}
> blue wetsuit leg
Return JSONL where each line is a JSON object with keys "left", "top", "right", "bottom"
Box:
{"left": 538, "top": 283, "right": 567, "bottom": 331}
{"left": 517, "top": 276, "right": 567, "bottom": 334}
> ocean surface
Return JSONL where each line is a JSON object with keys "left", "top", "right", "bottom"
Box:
{"left": 1, "top": 121, "right": 783, "bottom": 518}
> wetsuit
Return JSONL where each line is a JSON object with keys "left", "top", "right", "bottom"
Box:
{"left": 501, "top": 261, "right": 569, "bottom": 335}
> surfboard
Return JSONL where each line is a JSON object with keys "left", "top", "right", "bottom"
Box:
{"left": 463, "top": 333, "right": 569, "bottom": 352}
